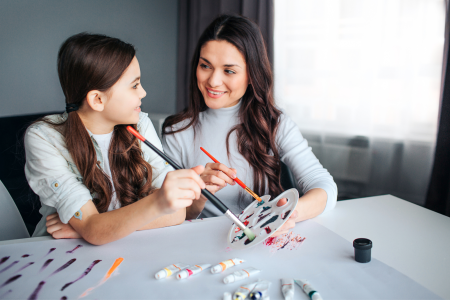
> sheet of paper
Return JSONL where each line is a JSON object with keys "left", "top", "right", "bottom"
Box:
{"left": 0, "top": 217, "right": 441, "bottom": 299}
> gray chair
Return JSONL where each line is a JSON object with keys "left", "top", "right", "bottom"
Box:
{"left": 0, "top": 180, "right": 30, "bottom": 241}
{"left": 280, "top": 161, "right": 296, "bottom": 191}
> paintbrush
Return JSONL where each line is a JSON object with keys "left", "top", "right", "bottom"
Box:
{"left": 126, "top": 126, "right": 256, "bottom": 241}
{"left": 200, "top": 147, "right": 262, "bottom": 202}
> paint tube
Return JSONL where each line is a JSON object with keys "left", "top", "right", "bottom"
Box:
{"left": 155, "top": 263, "right": 189, "bottom": 279}
{"left": 223, "top": 292, "right": 232, "bottom": 300}
{"left": 177, "top": 264, "right": 211, "bottom": 280}
{"left": 294, "top": 279, "right": 323, "bottom": 300}
{"left": 248, "top": 280, "right": 271, "bottom": 300}
{"left": 281, "top": 278, "right": 294, "bottom": 300}
{"left": 223, "top": 267, "right": 260, "bottom": 284}
{"left": 211, "top": 258, "right": 245, "bottom": 273}
{"left": 233, "top": 280, "right": 259, "bottom": 300}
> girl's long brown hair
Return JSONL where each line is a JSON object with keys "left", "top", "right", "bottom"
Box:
{"left": 38, "top": 33, "right": 153, "bottom": 212}
{"left": 163, "top": 15, "right": 283, "bottom": 199}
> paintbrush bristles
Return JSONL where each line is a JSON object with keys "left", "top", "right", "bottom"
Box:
{"left": 245, "top": 187, "right": 262, "bottom": 202}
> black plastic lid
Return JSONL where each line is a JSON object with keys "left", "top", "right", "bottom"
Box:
{"left": 353, "top": 238, "right": 372, "bottom": 250}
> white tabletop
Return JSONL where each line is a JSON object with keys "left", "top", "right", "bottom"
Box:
{"left": 2, "top": 194, "right": 449, "bottom": 299}
{"left": 314, "top": 194, "right": 450, "bottom": 300}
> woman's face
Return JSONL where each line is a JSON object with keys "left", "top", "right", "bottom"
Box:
{"left": 104, "top": 56, "right": 147, "bottom": 125}
{"left": 196, "top": 40, "right": 249, "bottom": 109}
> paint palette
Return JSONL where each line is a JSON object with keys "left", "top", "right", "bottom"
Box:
{"left": 227, "top": 188, "right": 299, "bottom": 250}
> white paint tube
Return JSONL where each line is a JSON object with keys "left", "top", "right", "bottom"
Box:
{"left": 281, "top": 278, "right": 294, "bottom": 300}
{"left": 233, "top": 280, "right": 260, "bottom": 300}
{"left": 176, "top": 264, "right": 211, "bottom": 279}
{"left": 223, "top": 267, "right": 261, "bottom": 284}
{"left": 248, "top": 280, "right": 272, "bottom": 300}
{"left": 155, "top": 263, "right": 189, "bottom": 279}
{"left": 294, "top": 279, "right": 323, "bottom": 300}
{"left": 223, "top": 292, "right": 232, "bottom": 300}
{"left": 211, "top": 258, "right": 245, "bottom": 273}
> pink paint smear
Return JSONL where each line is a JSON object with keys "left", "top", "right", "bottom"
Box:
{"left": 263, "top": 231, "right": 306, "bottom": 253}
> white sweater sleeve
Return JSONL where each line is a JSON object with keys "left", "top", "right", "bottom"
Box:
{"left": 276, "top": 113, "right": 338, "bottom": 213}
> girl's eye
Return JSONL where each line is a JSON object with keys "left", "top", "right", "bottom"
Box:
{"left": 225, "top": 69, "right": 236, "bottom": 74}
{"left": 133, "top": 83, "right": 140, "bottom": 89}
{"left": 200, "top": 63, "right": 210, "bottom": 69}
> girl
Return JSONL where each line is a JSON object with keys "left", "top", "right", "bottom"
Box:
{"left": 25, "top": 33, "right": 205, "bottom": 245}
{"left": 162, "top": 15, "right": 337, "bottom": 236}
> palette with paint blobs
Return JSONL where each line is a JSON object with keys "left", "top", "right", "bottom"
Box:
{"left": 227, "top": 188, "right": 299, "bottom": 250}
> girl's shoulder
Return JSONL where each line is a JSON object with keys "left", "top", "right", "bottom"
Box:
{"left": 25, "top": 113, "right": 66, "bottom": 141}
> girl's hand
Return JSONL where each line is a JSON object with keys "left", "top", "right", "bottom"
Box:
{"left": 271, "top": 198, "right": 298, "bottom": 237}
{"left": 155, "top": 165, "right": 206, "bottom": 215}
{"left": 200, "top": 163, "right": 237, "bottom": 194}
{"left": 46, "top": 213, "right": 82, "bottom": 239}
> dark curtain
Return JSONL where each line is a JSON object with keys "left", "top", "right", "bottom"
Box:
{"left": 425, "top": 2, "right": 450, "bottom": 217}
{"left": 176, "top": 0, "right": 274, "bottom": 112}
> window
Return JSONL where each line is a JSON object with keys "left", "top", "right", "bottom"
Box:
{"left": 274, "top": 0, "right": 445, "bottom": 142}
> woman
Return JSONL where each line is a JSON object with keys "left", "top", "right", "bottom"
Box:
{"left": 162, "top": 15, "right": 337, "bottom": 236}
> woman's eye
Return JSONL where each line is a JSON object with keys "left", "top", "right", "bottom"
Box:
{"left": 225, "top": 69, "right": 236, "bottom": 74}
{"left": 200, "top": 63, "right": 210, "bottom": 69}
{"left": 133, "top": 83, "right": 140, "bottom": 89}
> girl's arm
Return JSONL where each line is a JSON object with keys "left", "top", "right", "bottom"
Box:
{"left": 46, "top": 205, "right": 186, "bottom": 239}
{"left": 68, "top": 168, "right": 205, "bottom": 245}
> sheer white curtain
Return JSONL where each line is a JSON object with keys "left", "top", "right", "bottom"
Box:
{"left": 274, "top": 0, "right": 446, "bottom": 204}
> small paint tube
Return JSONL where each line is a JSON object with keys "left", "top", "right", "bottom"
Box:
{"left": 233, "top": 280, "right": 260, "bottom": 300}
{"left": 281, "top": 278, "right": 294, "bottom": 300}
{"left": 224, "top": 292, "right": 232, "bottom": 300}
{"left": 211, "top": 258, "right": 245, "bottom": 273}
{"left": 177, "top": 264, "right": 211, "bottom": 279}
{"left": 223, "top": 267, "right": 260, "bottom": 284}
{"left": 249, "top": 280, "right": 271, "bottom": 300}
{"left": 155, "top": 263, "right": 189, "bottom": 280}
{"left": 294, "top": 279, "right": 323, "bottom": 300}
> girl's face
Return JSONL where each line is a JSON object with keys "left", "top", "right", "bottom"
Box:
{"left": 196, "top": 40, "right": 249, "bottom": 109}
{"left": 103, "top": 56, "right": 146, "bottom": 125}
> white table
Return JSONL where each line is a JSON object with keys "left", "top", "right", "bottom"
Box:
{"left": 314, "top": 195, "right": 450, "bottom": 300}
{"left": 1, "top": 195, "right": 449, "bottom": 299}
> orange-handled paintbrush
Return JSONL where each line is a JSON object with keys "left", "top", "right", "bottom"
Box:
{"left": 200, "top": 147, "right": 262, "bottom": 202}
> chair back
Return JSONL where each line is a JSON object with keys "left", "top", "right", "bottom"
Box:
{"left": 0, "top": 180, "right": 30, "bottom": 241}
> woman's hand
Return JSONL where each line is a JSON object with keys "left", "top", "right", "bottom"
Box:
{"left": 271, "top": 210, "right": 298, "bottom": 237}
{"left": 271, "top": 197, "right": 298, "bottom": 237}
{"left": 200, "top": 163, "right": 237, "bottom": 194}
{"left": 154, "top": 165, "right": 206, "bottom": 215}
{"left": 46, "top": 213, "right": 82, "bottom": 239}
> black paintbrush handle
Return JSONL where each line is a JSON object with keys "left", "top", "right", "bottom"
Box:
{"left": 142, "top": 139, "right": 228, "bottom": 214}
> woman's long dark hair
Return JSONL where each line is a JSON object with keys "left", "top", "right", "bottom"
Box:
{"left": 163, "top": 15, "right": 283, "bottom": 198}
{"left": 36, "top": 33, "right": 153, "bottom": 212}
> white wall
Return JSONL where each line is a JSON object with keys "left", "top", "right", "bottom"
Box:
{"left": 0, "top": 0, "right": 178, "bottom": 117}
